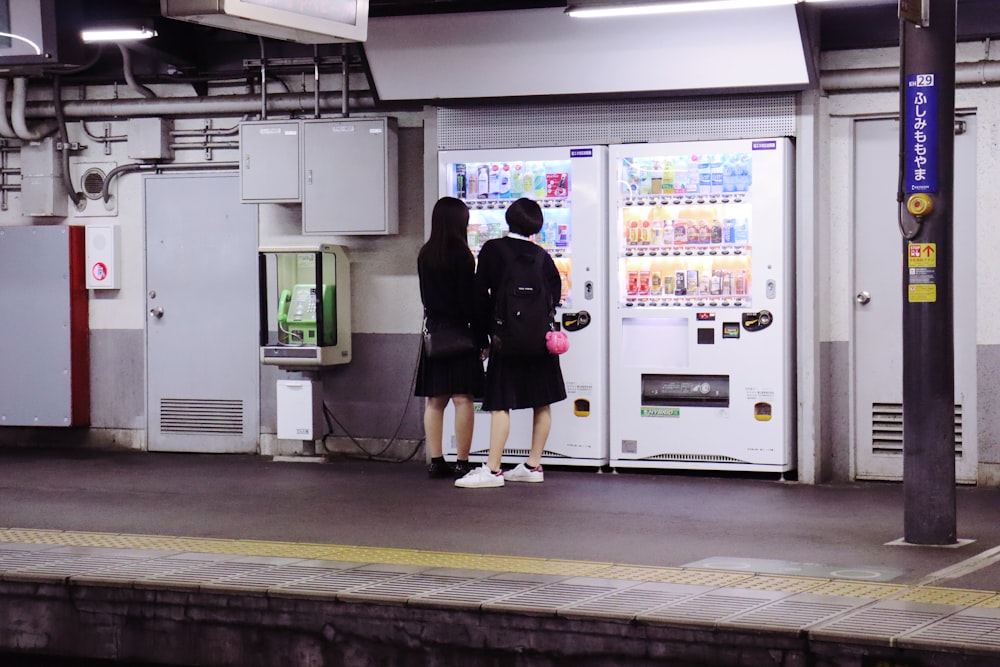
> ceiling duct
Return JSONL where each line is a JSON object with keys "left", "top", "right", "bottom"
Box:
{"left": 160, "top": 0, "right": 369, "bottom": 44}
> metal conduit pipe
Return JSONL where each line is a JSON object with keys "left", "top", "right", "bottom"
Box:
{"left": 24, "top": 91, "right": 373, "bottom": 120}
{"left": 101, "top": 161, "right": 238, "bottom": 203}
{"left": 12, "top": 77, "right": 58, "bottom": 140}
{"left": 117, "top": 44, "right": 156, "bottom": 99}
{"left": 0, "top": 80, "right": 17, "bottom": 139}
{"left": 822, "top": 59, "right": 1000, "bottom": 92}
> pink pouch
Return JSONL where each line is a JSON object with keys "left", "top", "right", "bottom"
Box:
{"left": 545, "top": 330, "right": 569, "bottom": 355}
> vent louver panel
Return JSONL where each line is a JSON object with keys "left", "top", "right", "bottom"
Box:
{"left": 437, "top": 94, "right": 796, "bottom": 150}
{"left": 160, "top": 398, "right": 244, "bottom": 435}
{"left": 871, "top": 402, "right": 962, "bottom": 457}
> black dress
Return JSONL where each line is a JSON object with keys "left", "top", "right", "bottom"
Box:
{"left": 414, "top": 245, "right": 486, "bottom": 398}
{"left": 475, "top": 236, "right": 567, "bottom": 411}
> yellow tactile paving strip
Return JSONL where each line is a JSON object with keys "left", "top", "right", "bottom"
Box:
{"left": 1, "top": 527, "right": 999, "bottom": 608}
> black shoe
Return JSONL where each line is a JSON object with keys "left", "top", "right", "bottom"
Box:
{"left": 427, "top": 460, "right": 454, "bottom": 479}
{"left": 452, "top": 460, "right": 473, "bottom": 479}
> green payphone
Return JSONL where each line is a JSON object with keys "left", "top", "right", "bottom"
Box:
{"left": 277, "top": 284, "right": 336, "bottom": 346}
{"left": 259, "top": 244, "right": 351, "bottom": 367}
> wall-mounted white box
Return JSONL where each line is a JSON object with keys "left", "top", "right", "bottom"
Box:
{"left": 85, "top": 223, "right": 121, "bottom": 290}
{"left": 276, "top": 379, "right": 324, "bottom": 440}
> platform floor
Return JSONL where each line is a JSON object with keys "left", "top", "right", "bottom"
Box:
{"left": 3, "top": 448, "right": 1000, "bottom": 665}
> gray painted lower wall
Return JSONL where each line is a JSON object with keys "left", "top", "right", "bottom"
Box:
{"left": 977, "top": 344, "right": 1000, "bottom": 484}
{"left": 5, "top": 332, "right": 1000, "bottom": 485}
{"left": 820, "top": 341, "right": 851, "bottom": 483}
{"left": 0, "top": 330, "right": 425, "bottom": 459}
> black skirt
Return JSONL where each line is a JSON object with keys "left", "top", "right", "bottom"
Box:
{"left": 481, "top": 347, "right": 567, "bottom": 411}
{"left": 414, "top": 343, "right": 485, "bottom": 398}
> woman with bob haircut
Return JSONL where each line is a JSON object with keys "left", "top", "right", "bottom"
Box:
{"left": 456, "top": 197, "right": 566, "bottom": 489}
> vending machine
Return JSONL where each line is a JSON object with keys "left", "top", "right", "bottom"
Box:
{"left": 438, "top": 146, "right": 608, "bottom": 467}
{"left": 607, "top": 138, "right": 794, "bottom": 473}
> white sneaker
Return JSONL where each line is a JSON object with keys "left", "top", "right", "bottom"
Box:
{"left": 454, "top": 463, "right": 505, "bottom": 488}
{"left": 504, "top": 462, "right": 544, "bottom": 483}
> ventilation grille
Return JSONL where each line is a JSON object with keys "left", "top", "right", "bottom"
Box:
{"left": 160, "top": 398, "right": 244, "bottom": 435}
{"left": 643, "top": 453, "right": 746, "bottom": 464}
{"left": 437, "top": 94, "right": 796, "bottom": 150}
{"left": 81, "top": 168, "right": 107, "bottom": 200}
{"left": 871, "top": 402, "right": 963, "bottom": 457}
{"left": 470, "top": 448, "right": 566, "bottom": 458}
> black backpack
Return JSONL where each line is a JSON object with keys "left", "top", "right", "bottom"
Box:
{"left": 491, "top": 243, "right": 555, "bottom": 356}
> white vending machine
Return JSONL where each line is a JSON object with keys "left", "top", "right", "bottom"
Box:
{"left": 438, "top": 146, "right": 608, "bottom": 467}
{"left": 607, "top": 138, "right": 794, "bottom": 473}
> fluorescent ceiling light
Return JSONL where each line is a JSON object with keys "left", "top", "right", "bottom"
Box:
{"left": 81, "top": 27, "right": 158, "bottom": 43}
{"left": 566, "top": 0, "right": 839, "bottom": 17}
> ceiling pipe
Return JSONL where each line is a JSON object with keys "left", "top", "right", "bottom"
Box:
{"left": 0, "top": 80, "right": 18, "bottom": 139}
{"left": 117, "top": 44, "right": 156, "bottom": 99}
{"left": 821, "top": 59, "right": 1000, "bottom": 92}
{"left": 12, "top": 77, "right": 58, "bottom": 140}
{"left": 23, "top": 91, "right": 374, "bottom": 120}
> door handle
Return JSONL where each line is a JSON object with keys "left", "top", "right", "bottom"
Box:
{"left": 856, "top": 291, "right": 871, "bottom": 305}
{"left": 149, "top": 307, "right": 164, "bottom": 319}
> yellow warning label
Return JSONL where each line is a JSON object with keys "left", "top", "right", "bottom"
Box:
{"left": 908, "top": 243, "right": 936, "bottom": 268}
{"left": 908, "top": 284, "right": 937, "bottom": 302}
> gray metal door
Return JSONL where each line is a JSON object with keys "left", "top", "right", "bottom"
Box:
{"left": 852, "top": 116, "right": 977, "bottom": 482}
{"left": 145, "top": 173, "right": 260, "bottom": 453}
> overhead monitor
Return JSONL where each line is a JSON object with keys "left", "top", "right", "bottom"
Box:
{"left": 161, "top": 0, "right": 368, "bottom": 44}
{"left": 0, "top": 0, "right": 85, "bottom": 70}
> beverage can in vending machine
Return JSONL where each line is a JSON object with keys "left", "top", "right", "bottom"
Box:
{"left": 556, "top": 223, "right": 569, "bottom": 248}
{"left": 711, "top": 219, "right": 723, "bottom": 244}
{"left": 674, "top": 271, "right": 686, "bottom": 296}
{"left": 650, "top": 271, "right": 662, "bottom": 295}
{"left": 455, "top": 164, "right": 467, "bottom": 199}
{"left": 639, "top": 271, "right": 650, "bottom": 295}
{"left": 687, "top": 270, "right": 699, "bottom": 295}
{"left": 640, "top": 218, "right": 652, "bottom": 245}
{"left": 710, "top": 270, "right": 722, "bottom": 295}
{"left": 627, "top": 217, "right": 640, "bottom": 246}
{"left": 697, "top": 221, "right": 711, "bottom": 244}
{"left": 734, "top": 270, "right": 747, "bottom": 295}
{"left": 627, "top": 271, "right": 639, "bottom": 296}
{"left": 651, "top": 218, "right": 663, "bottom": 247}
{"left": 673, "top": 220, "right": 688, "bottom": 245}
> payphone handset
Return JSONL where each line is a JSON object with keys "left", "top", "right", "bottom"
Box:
{"left": 277, "top": 284, "right": 336, "bottom": 346}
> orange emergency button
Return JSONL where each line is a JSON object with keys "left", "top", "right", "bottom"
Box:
{"left": 906, "top": 193, "right": 933, "bottom": 217}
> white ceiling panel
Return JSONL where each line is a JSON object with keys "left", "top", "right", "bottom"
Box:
{"left": 364, "top": 6, "right": 811, "bottom": 101}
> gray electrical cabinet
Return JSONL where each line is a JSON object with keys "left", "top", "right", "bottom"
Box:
{"left": 301, "top": 117, "right": 398, "bottom": 235}
{"left": 240, "top": 120, "right": 302, "bottom": 203}
{"left": 0, "top": 226, "right": 89, "bottom": 427}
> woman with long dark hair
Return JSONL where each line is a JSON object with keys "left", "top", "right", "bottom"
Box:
{"left": 416, "top": 197, "right": 487, "bottom": 478}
